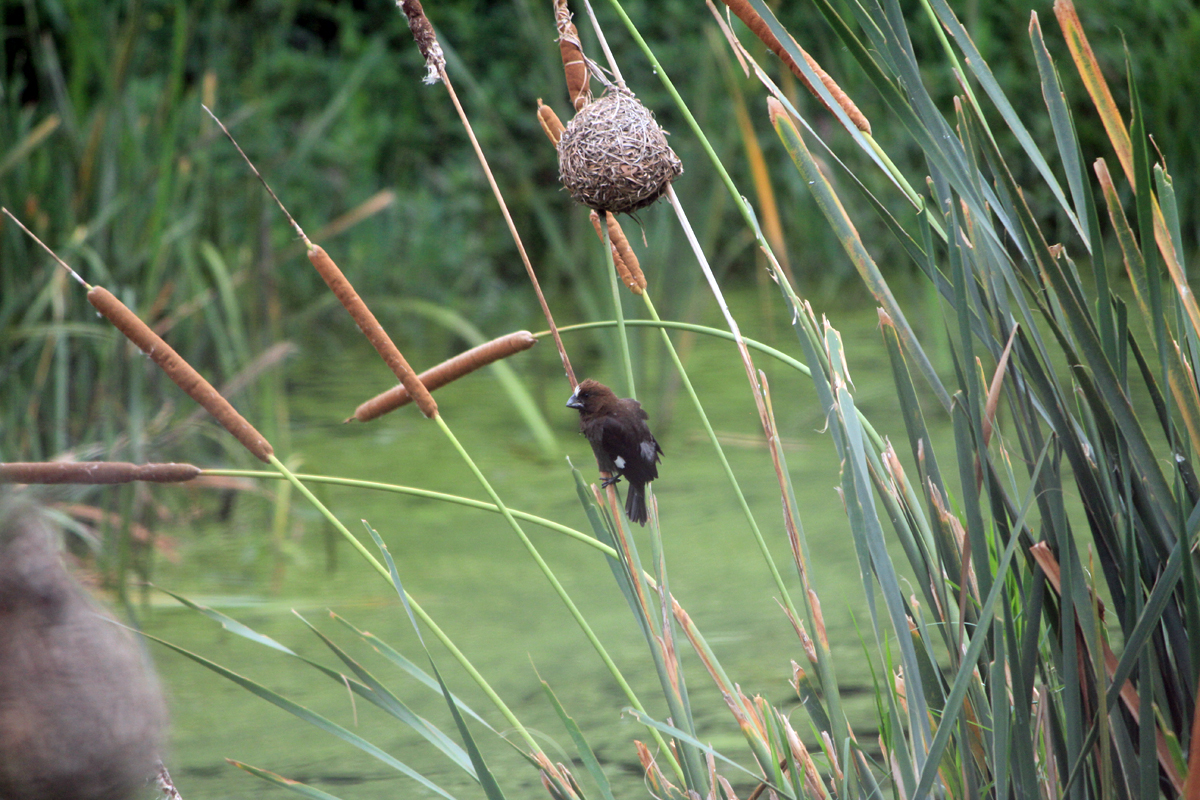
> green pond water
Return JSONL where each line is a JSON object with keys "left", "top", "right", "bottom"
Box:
{"left": 141, "top": 290, "right": 955, "bottom": 799}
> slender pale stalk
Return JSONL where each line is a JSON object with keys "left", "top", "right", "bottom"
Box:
{"left": 435, "top": 68, "right": 576, "bottom": 387}
{"left": 638, "top": 294, "right": 798, "bottom": 622}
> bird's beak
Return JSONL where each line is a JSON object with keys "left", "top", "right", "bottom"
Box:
{"left": 566, "top": 391, "right": 583, "bottom": 410}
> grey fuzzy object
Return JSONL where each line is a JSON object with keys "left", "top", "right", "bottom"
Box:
{"left": 0, "top": 497, "right": 166, "bottom": 800}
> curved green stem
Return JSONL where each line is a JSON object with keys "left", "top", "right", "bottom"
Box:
{"left": 202, "top": 468, "right": 617, "bottom": 558}
{"left": 542, "top": 318, "right": 890, "bottom": 452}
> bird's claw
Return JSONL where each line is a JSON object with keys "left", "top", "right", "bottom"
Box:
{"left": 601, "top": 475, "right": 622, "bottom": 488}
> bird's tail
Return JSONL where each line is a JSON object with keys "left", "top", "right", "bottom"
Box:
{"left": 625, "top": 483, "right": 648, "bottom": 526}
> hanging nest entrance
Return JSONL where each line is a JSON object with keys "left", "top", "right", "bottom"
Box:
{"left": 556, "top": 89, "right": 682, "bottom": 215}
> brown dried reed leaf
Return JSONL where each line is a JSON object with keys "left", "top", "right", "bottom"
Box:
{"left": 720, "top": 0, "right": 871, "bottom": 134}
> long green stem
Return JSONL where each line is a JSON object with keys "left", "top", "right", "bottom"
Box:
{"left": 430, "top": 413, "right": 685, "bottom": 781}
{"left": 203, "top": 469, "right": 617, "bottom": 557}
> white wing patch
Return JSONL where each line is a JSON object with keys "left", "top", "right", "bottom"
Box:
{"left": 614, "top": 456, "right": 626, "bottom": 469}
{"left": 641, "top": 441, "right": 657, "bottom": 461}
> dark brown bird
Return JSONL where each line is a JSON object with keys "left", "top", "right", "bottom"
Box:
{"left": 567, "top": 379, "right": 663, "bottom": 525}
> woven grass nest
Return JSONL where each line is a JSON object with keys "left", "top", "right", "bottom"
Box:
{"left": 557, "top": 89, "right": 683, "bottom": 215}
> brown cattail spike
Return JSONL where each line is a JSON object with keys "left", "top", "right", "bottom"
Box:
{"left": 305, "top": 245, "right": 438, "bottom": 418}
{"left": 86, "top": 287, "right": 274, "bottom": 462}
{"left": 606, "top": 212, "right": 645, "bottom": 292}
{"left": 351, "top": 331, "right": 538, "bottom": 423}
{"left": 0, "top": 462, "right": 202, "bottom": 485}
{"left": 589, "top": 211, "right": 634, "bottom": 290}
{"left": 721, "top": 0, "right": 871, "bottom": 135}
{"left": 538, "top": 100, "right": 566, "bottom": 146}
{"left": 397, "top": 0, "right": 445, "bottom": 85}
{"left": 590, "top": 211, "right": 645, "bottom": 294}
{"left": 554, "top": 0, "right": 592, "bottom": 111}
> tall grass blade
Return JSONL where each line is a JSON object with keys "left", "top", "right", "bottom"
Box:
{"left": 142, "top": 631, "right": 458, "bottom": 800}
{"left": 366, "top": 522, "right": 510, "bottom": 800}
{"left": 540, "top": 679, "right": 616, "bottom": 800}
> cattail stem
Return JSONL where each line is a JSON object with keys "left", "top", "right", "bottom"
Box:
{"left": 0, "top": 462, "right": 201, "bottom": 484}
{"left": 350, "top": 331, "right": 537, "bottom": 423}
{"left": 305, "top": 245, "right": 438, "bottom": 418}
{"left": 87, "top": 286, "right": 275, "bottom": 462}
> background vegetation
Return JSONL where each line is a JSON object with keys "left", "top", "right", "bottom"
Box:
{"left": 5, "top": 0, "right": 1200, "bottom": 798}
{"left": 8, "top": 0, "right": 1200, "bottom": 466}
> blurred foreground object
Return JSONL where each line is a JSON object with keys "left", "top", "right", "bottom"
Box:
{"left": 0, "top": 495, "right": 167, "bottom": 800}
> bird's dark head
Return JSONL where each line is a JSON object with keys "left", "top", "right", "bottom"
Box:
{"left": 566, "top": 379, "right": 617, "bottom": 414}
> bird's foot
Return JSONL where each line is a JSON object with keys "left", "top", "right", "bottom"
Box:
{"left": 601, "top": 475, "right": 622, "bottom": 488}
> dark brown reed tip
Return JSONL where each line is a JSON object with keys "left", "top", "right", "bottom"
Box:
{"left": 352, "top": 331, "right": 538, "bottom": 422}
{"left": 86, "top": 286, "right": 275, "bottom": 462}
{"left": 537, "top": 100, "right": 566, "bottom": 146}
{"left": 397, "top": 0, "right": 446, "bottom": 84}
{"left": 305, "top": 244, "right": 438, "bottom": 418}
{"left": 0, "top": 462, "right": 202, "bottom": 485}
